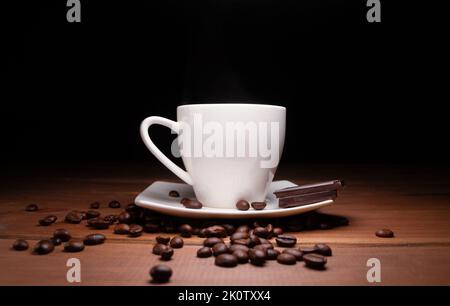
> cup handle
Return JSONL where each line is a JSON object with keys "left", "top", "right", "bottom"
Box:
{"left": 140, "top": 116, "right": 193, "bottom": 185}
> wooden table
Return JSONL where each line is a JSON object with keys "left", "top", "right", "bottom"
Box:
{"left": 1, "top": 163, "right": 450, "bottom": 285}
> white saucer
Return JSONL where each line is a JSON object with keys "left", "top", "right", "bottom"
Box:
{"left": 135, "top": 180, "right": 333, "bottom": 219}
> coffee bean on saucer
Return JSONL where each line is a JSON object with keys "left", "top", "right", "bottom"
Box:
{"left": 204, "top": 225, "right": 227, "bottom": 238}
{"left": 152, "top": 243, "right": 166, "bottom": 255}
{"left": 170, "top": 236, "right": 184, "bottom": 248}
{"left": 103, "top": 214, "right": 118, "bottom": 224}
{"left": 275, "top": 235, "right": 297, "bottom": 247}
{"left": 114, "top": 223, "right": 130, "bottom": 235}
{"left": 150, "top": 265, "right": 172, "bottom": 283}
{"left": 282, "top": 248, "right": 303, "bottom": 261}
{"left": 303, "top": 253, "right": 327, "bottom": 270}
{"left": 229, "top": 244, "right": 249, "bottom": 253}
{"left": 266, "top": 248, "right": 280, "bottom": 260}
{"left": 25, "top": 204, "right": 39, "bottom": 212}
{"left": 215, "top": 254, "right": 238, "bottom": 268}
{"left": 212, "top": 243, "right": 229, "bottom": 256}
{"left": 39, "top": 215, "right": 57, "bottom": 226}
{"left": 33, "top": 240, "right": 54, "bottom": 255}
{"left": 178, "top": 224, "right": 193, "bottom": 238}
{"left": 118, "top": 211, "right": 132, "bottom": 224}
{"left": 253, "top": 227, "right": 270, "bottom": 238}
{"left": 129, "top": 224, "right": 143, "bottom": 237}
{"left": 53, "top": 228, "right": 71, "bottom": 242}
{"left": 203, "top": 237, "right": 223, "bottom": 247}
{"left": 65, "top": 211, "right": 83, "bottom": 224}
{"left": 233, "top": 250, "right": 249, "bottom": 264}
{"left": 86, "top": 210, "right": 101, "bottom": 219}
{"left": 314, "top": 244, "right": 332, "bottom": 256}
{"left": 50, "top": 237, "right": 62, "bottom": 246}
{"left": 181, "top": 198, "right": 203, "bottom": 209}
{"left": 12, "top": 239, "right": 29, "bottom": 251}
{"left": 277, "top": 253, "right": 297, "bottom": 265}
{"left": 108, "top": 200, "right": 121, "bottom": 208}
{"left": 251, "top": 202, "right": 266, "bottom": 210}
{"left": 160, "top": 246, "right": 174, "bottom": 261}
{"left": 376, "top": 229, "right": 394, "bottom": 238}
{"left": 64, "top": 241, "right": 85, "bottom": 252}
{"left": 236, "top": 200, "right": 250, "bottom": 211}
{"left": 273, "top": 227, "right": 283, "bottom": 237}
{"left": 88, "top": 218, "right": 110, "bottom": 229}
{"left": 197, "top": 247, "right": 213, "bottom": 258}
{"left": 249, "top": 249, "right": 266, "bottom": 266}
{"left": 84, "top": 233, "right": 106, "bottom": 245}
{"left": 90, "top": 202, "right": 100, "bottom": 209}
{"left": 169, "top": 190, "right": 180, "bottom": 197}
{"left": 236, "top": 225, "right": 251, "bottom": 233}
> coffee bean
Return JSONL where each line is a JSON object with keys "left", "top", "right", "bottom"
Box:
{"left": 254, "top": 244, "right": 274, "bottom": 252}
{"left": 204, "top": 225, "right": 227, "bottom": 238}
{"left": 314, "top": 244, "right": 332, "bottom": 256}
{"left": 181, "top": 198, "right": 203, "bottom": 209}
{"left": 282, "top": 248, "right": 303, "bottom": 261}
{"left": 39, "top": 215, "right": 57, "bottom": 226}
{"left": 277, "top": 253, "right": 297, "bottom": 265}
{"left": 236, "top": 225, "right": 251, "bottom": 233}
{"left": 169, "top": 190, "right": 180, "bottom": 197}
{"left": 12, "top": 239, "right": 29, "bottom": 251}
{"left": 275, "top": 235, "right": 297, "bottom": 247}
{"left": 53, "top": 228, "right": 71, "bottom": 242}
{"left": 215, "top": 254, "right": 238, "bottom": 267}
{"left": 84, "top": 233, "right": 106, "bottom": 245}
{"left": 103, "top": 214, "right": 118, "bottom": 224}
{"left": 117, "top": 211, "right": 132, "bottom": 224}
{"left": 251, "top": 202, "right": 266, "bottom": 210}
{"left": 156, "top": 236, "right": 171, "bottom": 245}
{"left": 236, "top": 200, "right": 250, "bottom": 211}
{"left": 144, "top": 222, "right": 160, "bottom": 233}
{"left": 303, "top": 253, "right": 327, "bottom": 270}
{"left": 249, "top": 234, "right": 261, "bottom": 247}
{"left": 232, "top": 239, "right": 251, "bottom": 246}
{"left": 50, "top": 237, "right": 62, "bottom": 246}
{"left": 222, "top": 224, "right": 236, "bottom": 235}
{"left": 375, "top": 229, "right": 394, "bottom": 238}
{"left": 88, "top": 218, "right": 110, "bottom": 229}
{"left": 229, "top": 244, "right": 249, "bottom": 253}
{"left": 203, "top": 237, "right": 223, "bottom": 247}
{"left": 150, "top": 264, "right": 172, "bottom": 283}
{"left": 266, "top": 248, "right": 280, "bottom": 260}
{"left": 170, "top": 236, "right": 184, "bottom": 248}
{"left": 108, "top": 200, "right": 121, "bottom": 208}
{"left": 212, "top": 243, "right": 229, "bottom": 256}
{"left": 253, "top": 227, "right": 270, "bottom": 238}
{"left": 86, "top": 210, "right": 101, "bottom": 219}
{"left": 230, "top": 232, "right": 249, "bottom": 241}
{"left": 79, "top": 211, "right": 88, "bottom": 220}
{"left": 33, "top": 240, "right": 54, "bottom": 255}
{"left": 197, "top": 247, "right": 213, "bottom": 258}
{"left": 178, "top": 224, "right": 193, "bottom": 238}
{"left": 65, "top": 211, "right": 83, "bottom": 224}
{"left": 192, "top": 227, "right": 201, "bottom": 236}
{"left": 160, "top": 246, "right": 174, "bottom": 261}
{"left": 129, "top": 224, "right": 143, "bottom": 237}
{"left": 258, "top": 238, "right": 271, "bottom": 245}
{"left": 25, "top": 204, "right": 39, "bottom": 212}
{"left": 233, "top": 250, "right": 249, "bottom": 264}
{"left": 64, "top": 241, "right": 85, "bottom": 252}
{"left": 273, "top": 227, "right": 284, "bottom": 237}
{"left": 197, "top": 228, "right": 207, "bottom": 238}
{"left": 90, "top": 201, "right": 100, "bottom": 209}
{"left": 114, "top": 223, "right": 130, "bottom": 235}
{"left": 152, "top": 243, "right": 166, "bottom": 255}
{"left": 248, "top": 249, "right": 266, "bottom": 266}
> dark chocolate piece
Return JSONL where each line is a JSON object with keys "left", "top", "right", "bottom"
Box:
{"left": 274, "top": 180, "right": 344, "bottom": 198}
{"left": 278, "top": 190, "right": 337, "bottom": 208}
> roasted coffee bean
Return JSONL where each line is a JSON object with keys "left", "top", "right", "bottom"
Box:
{"left": 375, "top": 229, "right": 394, "bottom": 238}
{"left": 103, "top": 214, "right": 118, "bottom": 224}
{"left": 53, "top": 228, "right": 71, "bottom": 242}
{"left": 314, "top": 244, "right": 332, "bottom": 256}
{"left": 156, "top": 236, "right": 171, "bottom": 245}
{"left": 232, "top": 238, "right": 251, "bottom": 246}
{"left": 248, "top": 249, "right": 266, "bottom": 266}
{"left": 249, "top": 234, "right": 261, "bottom": 247}
{"left": 64, "top": 241, "right": 85, "bottom": 252}
{"left": 181, "top": 198, "right": 202, "bottom": 209}
{"left": 236, "top": 200, "right": 250, "bottom": 211}
{"left": 215, "top": 254, "right": 238, "bottom": 268}
{"left": 303, "top": 253, "right": 327, "bottom": 270}
{"left": 108, "top": 200, "right": 121, "bottom": 208}
{"left": 229, "top": 244, "right": 250, "bottom": 253}
{"left": 266, "top": 248, "right": 280, "bottom": 260}
{"left": 236, "top": 225, "right": 251, "bottom": 233}
{"left": 90, "top": 201, "right": 100, "bottom": 209}
{"left": 152, "top": 243, "right": 166, "bottom": 255}
{"left": 65, "top": 211, "right": 83, "bottom": 224}
{"left": 114, "top": 223, "right": 130, "bottom": 235}
{"left": 144, "top": 222, "right": 160, "bottom": 233}
{"left": 253, "top": 227, "right": 270, "bottom": 238}
{"left": 230, "top": 232, "right": 249, "bottom": 241}
{"left": 86, "top": 210, "right": 101, "bottom": 219}
{"left": 300, "top": 247, "right": 317, "bottom": 254}
{"left": 25, "top": 203, "right": 39, "bottom": 212}
{"left": 79, "top": 211, "right": 88, "bottom": 220}
{"left": 178, "top": 224, "right": 193, "bottom": 238}
{"left": 273, "top": 227, "right": 284, "bottom": 237}
{"left": 204, "top": 225, "right": 227, "bottom": 238}
{"left": 39, "top": 215, "right": 57, "bottom": 226}
{"left": 170, "top": 236, "right": 184, "bottom": 248}
{"left": 12, "top": 239, "right": 29, "bottom": 251}
{"left": 212, "top": 243, "right": 229, "bottom": 256}
{"left": 251, "top": 202, "right": 266, "bottom": 210}
{"left": 50, "top": 237, "right": 62, "bottom": 246}
{"left": 203, "top": 237, "right": 223, "bottom": 247}
{"left": 277, "top": 253, "right": 297, "bottom": 265}
{"left": 198, "top": 228, "right": 207, "bottom": 238}
{"left": 222, "top": 224, "right": 236, "bottom": 235}
{"left": 197, "top": 247, "right": 213, "bottom": 258}
{"left": 168, "top": 190, "right": 180, "bottom": 197}
{"left": 233, "top": 250, "right": 249, "bottom": 264}
{"left": 160, "top": 246, "right": 174, "bottom": 261}
{"left": 33, "top": 240, "right": 54, "bottom": 255}
{"left": 275, "top": 235, "right": 297, "bottom": 247}
{"left": 192, "top": 227, "right": 201, "bottom": 236}
{"left": 150, "top": 265, "right": 172, "bottom": 283}
{"left": 125, "top": 203, "right": 140, "bottom": 213}
{"left": 258, "top": 238, "right": 271, "bottom": 245}
{"left": 254, "top": 244, "right": 274, "bottom": 252}
{"left": 129, "top": 224, "right": 143, "bottom": 237}
{"left": 88, "top": 218, "right": 110, "bottom": 229}
{"left": 118, "top": 211, "right": 132, "bottom": 224}
{"left": 84, "top": 233, "right": 106, "bottom": 245}
{"left": 282, "top": 248, "right": 303, "bottom": 261}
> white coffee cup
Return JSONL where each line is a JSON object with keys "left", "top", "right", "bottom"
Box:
{"left": 140, "top": 104, "right": 286, "bottom": 208}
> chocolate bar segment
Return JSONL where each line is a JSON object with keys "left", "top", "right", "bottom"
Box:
{"left": 274, "top": 180, "right": 344, "bottom": 198}
{"left": 278, "top": 190, "right": 337, "bottom": 208}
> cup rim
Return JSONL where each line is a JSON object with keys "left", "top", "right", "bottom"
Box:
{"left": 177, "top": 103, "right": 286, "bottom": 110}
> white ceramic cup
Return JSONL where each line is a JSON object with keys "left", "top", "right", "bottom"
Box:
{"left": 140, "top": 104, "right": 286, "bottom": 208}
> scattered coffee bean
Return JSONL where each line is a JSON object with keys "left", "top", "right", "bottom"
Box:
{"left": 169, "top": 190, "right": 180, "bottom": 197}
{"left": 39, "top": 215, "right": 57, "bottom": 226}
{"left": 103, "top": 214, "right": 118, "bottom": 224}
{"left": 198, "top": 228, "right": 207, "bottom": 238}
{"left": 203, "top": 237, "right": 223, "bottom": 247}
{"left": 114, "top": 223, "right": 130, "bottom": 235}
{"left": 156, "top": 236, "right": 171, "bottom": 244}
{"left": 282, "top": 248, "right": 303, "bottom": 261}
{"left": 170, "top": 236, "right": 184, "bottom": 248}
{"left": 53, "top": 229, "right": 71, "bottom": 242}
{"left": 181, "top": 198, "right": 203, "bottom": 209}
{"left": 178, "top": 224, "right": 193, "bottom": 238}
{"left": 273, "top": 227, "right": 284, "bottom": 236}
{"left": 152, "top": 243, "right": 166, "bottom": 255}
{"left": 108, "top": 200, "right": 121, "bottom": 208}
{"left": 50, "top": 237, "right": 62, "bottom": 246}
{"left": 90, "top": 202, "right": 100, "bottom": 209}
{"left": 64, "top": 241, "right": 85, "bottom": 252}
{"left": 79, "top": 211, "right": 88, "bottom": 220}
{"left": 230, "top": 232, "right": 249, "bottom": 241}
{"left": 253, "top": 227, "right": 270, "bottom": 238}
{"left": 215, "top": 254, "right": 238, "bottom": 268}
{"left": 88, "top": 218, "right": 110, "bottom": 229}
{"left": 300, "top": 246, "right": 317, "bottom": 254}
{"left": 277, "top": 253, "right": 297, "bottom": 265}
{"left": 84, "top": 233, "right": 106, "bottom": 245}
{"left": 222, "top": 224, "right": 236, "bottom": 235}
{"left": 160, "top": 246, "right": 174, "bottom": 261}
{"left": 212, "top": 243, "right": 229, "bottom": 256}
{"left": 249, "top": 234, "right": 261, "bottom": 247}
{"left": 150, "top": 264, "right": 172, "bottom": 283}
{"left": 229, "top": 244, "right": 249, "bottom": 253}
{"left": 236, "top": 200, "right": 250, "bottom": 211}
{"left": 33, "top": 240, "right": 54, "bottom": 255}
{"left": 65, "top": 211, "right": 83, "bottom": 224}
{"left": 86, "top": 210, "right": 101, "bottom": 219}
{"left": 232, "top": 238, "right": 251, "bottom": 246}
{"left": 204, "top": 225, "right": 227, "bottom": 238}
{"left": 258, "top": 238, "right": 271, "bottom": 245}
{"left": 266, "top": 248, "right": 280, "bottom": 260}
{"left": 233, "top": 250, "right": 249, "bottom": 264}
{"left": 303, "top": 253, "right": 327, "bottom": 270}
{"left": 275, "top": 235, "right": 297, "bottom": 247}
{"left": 25, "top": 204, "right": 39, "bottom": 212}
{"left": 253, "top": 244, "right": 274, "bottom": 253}
{"left": 144, "top": 222, "right": 160, "bottom": 233}
{"left": 118, "top": 211, "right": 132, "bottom": 224}
{"left": 375, "top": 229, "right": 394, "bottom": 238}
{"left": 129, "top": 224, "right": 143, "bottom": 237}
{"left": 251, "top": 202, "right": 266, "bottom": 210}
{"left": 249, "top": 249, "right": 266, "bottom": 266}
{"left": 236, "top": 225, "right": 251, "bottom": 233}
{"left": 197, "top": 247, "right": 213, "bottom": 258}
{"left": 12, "top": 239, "right": 29, "bottom": 251}
{"left": 314, "top": 244, "right": 332, "bottom": 256}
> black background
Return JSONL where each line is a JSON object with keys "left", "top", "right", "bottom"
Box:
{"left": 4, "top": 0, "right": 449, "bottom": 167}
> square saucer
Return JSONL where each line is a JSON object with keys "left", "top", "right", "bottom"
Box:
{"left": 135, "top": 180, "right": 333, "bottom": 219}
